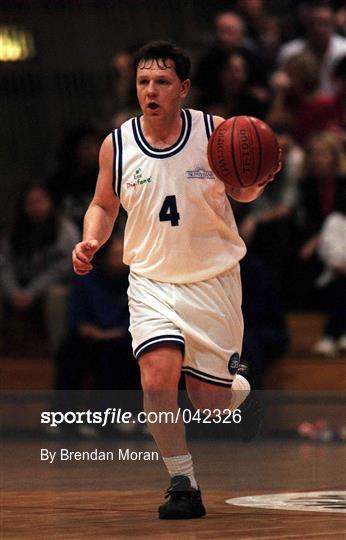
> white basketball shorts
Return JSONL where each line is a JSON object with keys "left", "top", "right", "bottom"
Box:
{"left": 127, "top": 266, "right": 244, "bottom": 388}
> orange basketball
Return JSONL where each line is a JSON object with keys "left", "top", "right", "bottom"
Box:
{"left": 207, "top": 116, "right": 280, "bottom": 188}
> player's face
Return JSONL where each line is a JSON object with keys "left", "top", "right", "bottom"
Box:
{"left": 136, "top": 58, "right": 190, "bottom": 118}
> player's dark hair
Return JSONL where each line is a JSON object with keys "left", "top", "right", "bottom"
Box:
{"left": 133, "top": 40, "right": 191, "bottom": 81}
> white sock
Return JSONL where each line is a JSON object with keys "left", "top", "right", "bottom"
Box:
{"left": 162, "top": 453, "right": 198, "bottom": 489}
{"left": 229, "top": 374, "right": 251, "bottom": 410}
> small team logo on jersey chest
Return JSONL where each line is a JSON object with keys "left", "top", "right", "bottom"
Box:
{"left": 186, "top": 168, "right": 215, "bottom": 179}
{"left": 126, "top": 168, "right": 152, "bottom": 190}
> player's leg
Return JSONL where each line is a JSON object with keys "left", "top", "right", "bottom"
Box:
{"left": 128, "top": 273, "right": 205, "bottom": 517}
{"left": 185, "top": 366, "right": 262, "bottom": 442}
{"left": 138, "top": 344, "right": 187, "bottom": 456}
{"left": 185, "top": 372, "right": 250, "bottom": 413}
{"left": 176, "top": 267, "right": 262, "bottom": 439}
{"left": 138, "top": 344, "right": 206, "bottom": 519}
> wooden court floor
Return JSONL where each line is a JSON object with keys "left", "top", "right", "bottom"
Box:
{"left": 1, "top": 438, "right": 345, "bottom": 539}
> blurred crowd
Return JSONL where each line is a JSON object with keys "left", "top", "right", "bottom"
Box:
{"left": 0, "top": 0, "right": 345, "bottom": 393}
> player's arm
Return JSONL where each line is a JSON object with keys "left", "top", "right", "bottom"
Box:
{"left": 212, "top": 116, "right": 281, "bottom": 203}
{"left": 73, "top": 134, "right": 120, "bottom": 275}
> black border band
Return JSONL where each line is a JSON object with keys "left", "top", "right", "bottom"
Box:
{"left": 182, "top": 366, "right": 233, "bottom": 388}
{"left": 132, "top": 109, "right": 192, "bottom": 159}
{"left": 135, "top": 334, "right": 185, "bottom": 359}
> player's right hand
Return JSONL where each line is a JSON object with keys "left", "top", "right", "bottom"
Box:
{"left": 72, "top": 239, "right": 99, "bottom": 275}
{"left": 257, "top": 150, "right": 282, "bottom": 187}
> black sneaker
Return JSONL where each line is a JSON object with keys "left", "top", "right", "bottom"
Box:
{"left": 237, "top": 360, "right": 263, "bottom": 442}
{"left": 158, "top": 475, "right": 206, "bottom": 519}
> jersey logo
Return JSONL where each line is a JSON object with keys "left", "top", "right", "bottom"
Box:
{"left": 228, "top": 352, "right": 240, "bottom": 375}
{"left": 186, "top": 168, "right": 215, "bottom": 179}
{"left": 126, "top": 168, "right": 152, "bottom": 190}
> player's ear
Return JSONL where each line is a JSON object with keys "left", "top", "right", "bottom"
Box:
{"left": 180, "top": 79, "right": 191, "bottom": 98}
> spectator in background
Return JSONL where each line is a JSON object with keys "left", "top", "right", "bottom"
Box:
{"left": 52, "top": 234, "right": 140, "bottom": 437}
{"left": 107, "top": 46, "right": 138, "bottom": 112}
{"left": 0, "top": 182, "right": 79, "bottom": 353}
{"left": 278, "top": 1, "right": 346, "bottom": 95}
{"left": 103, "top": 45, "right": 140, "bottom": 130}
{"left": 336, "top": 1, "right": 346, "bottom": 36}
{"left": 194, "top": 10, "right": 268, "bottom": 111}
{"left": 326, "top": 55, "right": 346, "bottom": 145}
{"left": 267, "top": 50, "right": 336, "bottom": 144}
{"left": 312, "top": 182, "right": 346, "bottom": 356}
{"left": 46, "top": 125, "right": 102, "bottom": 229}
{"left": 235, "top": 0, "right": 291, "bottom": 74}
{"left": 241, "top": 252, "right": 288, "bottom": 388}
{"left": 296, "top": 131, "right": 346, "bottom": 307}
{"left": 238, "top": 124, "right": 303, "bottom": 305}
{"left": 55, "top": 234, "right": 139, "bottom": 393}
{"left": 204, "top": 50, "right": 269, "bottom": 119}
{"left": 235, "top": 0, "right": 270, "bottom": 45}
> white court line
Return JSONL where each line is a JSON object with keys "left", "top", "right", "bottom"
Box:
{"left": 226, "top": 490, "right": 346, "bottom": 513}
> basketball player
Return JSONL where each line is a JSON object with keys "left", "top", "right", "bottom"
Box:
{"left": 73, "top": 41, "right": 280, "bottom": 519}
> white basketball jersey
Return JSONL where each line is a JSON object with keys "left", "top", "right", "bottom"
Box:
{"left": 112, "top": 108, "right": 246, "bottom": 283}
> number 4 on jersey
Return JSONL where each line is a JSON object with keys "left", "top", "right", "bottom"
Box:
{"left": 159, "top": 195, "right": 180, "bottom": 227}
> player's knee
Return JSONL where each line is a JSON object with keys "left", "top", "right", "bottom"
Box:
{"left": 141, "top": 370, "right": 167, "bottom": 392}
{"left": 140, "top": 364, "right": 178, "bottom": 392}
{"left": 138, "top": 348, "right": 181, "bottom": 391}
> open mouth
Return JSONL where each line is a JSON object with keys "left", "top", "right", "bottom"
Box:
{"left": 148, "top": 103, "right": 159, "bottom": 110}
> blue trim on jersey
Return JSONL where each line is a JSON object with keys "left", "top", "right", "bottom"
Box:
{"left": 116, "top": 127, "right": 123, "bottom": 197}
{"left": 209, "top": 114, "right": 215, "bottom": 133}
{"left": 111, "top": 130, "right": 117, "bottom": 195}
{"left": 134, "top": 334, "right": 185, "bottom": 359}
{"left": 203, "top": 114, "right": 215, "bottom": 139}
{"left": 111, "top": 128, "right": 123, "bottom": 197}
{"left": 132, "top": 109, "right": 192, "bottom": 159}
{"left": 132, "top": 117, "right": 143, "bottom": 158}
{"left": 203, "top": 112, "right": 211, "bottom": 139}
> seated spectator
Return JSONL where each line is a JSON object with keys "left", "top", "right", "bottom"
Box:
{"left": 102, "top": 45, "right": 140, "bottom": 129}
{"left": 241, "top": 252, "right": 288, "bottom": 388}
{"left": 296, "top": 131, "right": 346, "bottom": 307}
{"left": 55, "top": 234, "right": 139, "bottom": 393}
{"left": 205, "top": 51, "right": 269, "bottom": 119}
{"left": 267, "top": 50, "right": 336, "bottom": 143}
{"left": 194, "top": 10, "right": 268, "bottom": 110}
{"left": 46, "top": 124, "right": 102, "bottom": 229}
{"left": 312, "top": 182, "right": 346, "bottom": 356}
{"left": 0, "top": 182, "right": 79, "bottom": 353}
{"left": 278, "top": 1, "right": 346, "bottom": 95}
{"left": 336, "top": 2, "right": 346, "bottom": 36}
{"left": 235, "top": 0, "right": 292, "bottom": 74}
{"left": 238, "top": 124, "right": 303, "bottom": 305}
{"left": 50, "top": 234, "right": 140, "bottom": 437}
{"left": 325, "top": 55, "right": 346, "bottom": 145}
{"left": 235, "top": 0, "right": 271, "bottom": 45}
